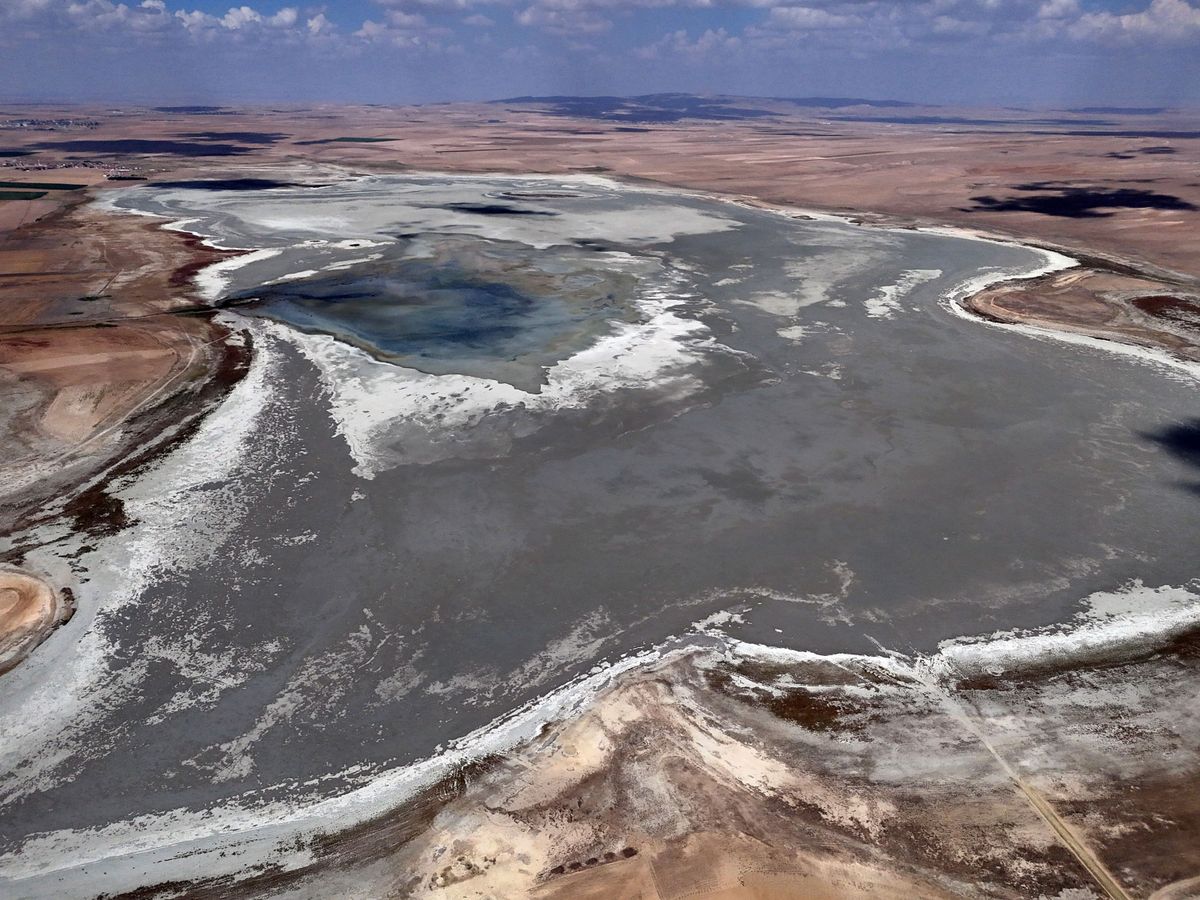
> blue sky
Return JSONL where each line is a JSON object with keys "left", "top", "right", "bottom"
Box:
{"left": 2, "top": 0, "right": 1198, "bottom": 106}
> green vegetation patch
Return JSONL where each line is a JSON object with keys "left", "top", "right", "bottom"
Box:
{"left": 0, "top": 180, "right": 85, "bottom": 191}
{"left": 0, "top": 190, "right": 48, "bottom": 201}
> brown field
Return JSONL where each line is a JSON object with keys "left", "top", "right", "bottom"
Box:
{"left": 0, "top": 568, "right": 71, "bottom": 674}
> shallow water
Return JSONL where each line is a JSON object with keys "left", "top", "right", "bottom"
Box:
{"left": 2, "top": 174, "right": 1198, "bottom": 895}
{"left": 227, "top": 235, "right": 640, "bottom": 391}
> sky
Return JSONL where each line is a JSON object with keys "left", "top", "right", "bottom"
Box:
{"left": 2, "top": 0, "right": 1199, "bottom": 107}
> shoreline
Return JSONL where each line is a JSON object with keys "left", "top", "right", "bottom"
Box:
{"left": 687, "top": 183, "right": 1200, "bottom": 380}
{"left": 5, "top": 579, "right": 1198, "bottom": 896}
{"left": 106, "top": 165, "right": 1200, "bottom": 386}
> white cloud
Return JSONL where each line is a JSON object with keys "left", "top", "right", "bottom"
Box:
{"left": 373, "top": 0, "right": 494, "bottom": 10}
{"left": 637, "top": 25, "right": 739, "bottom": 58}
{"left": 1037, "top": 0, "right": 1079, "bottom": 20}
{"left": 766, "top": 5, "right": 858, "bottom": 30}
{"left": 174, "top": 7, "right": 217, "bottom": 30}
{"left": 268, "top": 6, "right": 297, "bottom": 26}
{"left": 64, "top": 0, "right": 172, "bottom": 32}
{"left": 220, "top": 5, "right": 262, "bottom": 29}
{"left": 306, "top": 11, "right": 333, "bottom": 34}
{"left": 355, "top": 17, "right": 388, "bottom": 38}
{"left": 1070, "top": 0, "right": 1200, "bottom": 42}
{"left": 515, "top": 2, "right": 611, "bottom": 35}
{"left": 930, "top": 14, "right": 989, "bottom": 36}
{"left": 8, "top": 0, "right": 1200, "bottom": 60}
{"left": 387, "top": 9, "right": 428, "bottom": 26}
{"left": 1, "top": 0, "right": 56, "bottom": 19}
{"left": 355, "top": 9, "right": 449, "bottom": 46}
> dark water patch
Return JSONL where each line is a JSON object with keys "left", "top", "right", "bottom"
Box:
{"left": 967, "top": 183, "right": 1197, "bottom": 218}
{"left": 32, "top": 139, "right": 256, "bottom": 157}
{"left": 151, "top": 178, "right": 319, "bottom": 191}
{"left": 107, "top": 175, "right": 146, "bottom": 181}
{"left": 435, "top": 202, "right": 557, "bottom": 217}
{"left": 235, "top": 272, "right": 554, "bottom": 356}
{"left": 0, "top": 190, "right": 47, "bottom": 201}
{"left": 227, "top": 254, "right": 628, "bottom": 390}
{"left": 177, "top": 131, "right": 289, "bottom": 144}
{"left": 613, "top": 126, "right": 650, "bottom": 133}
{"left": 0, "top": 149, "right": 33, "bottom": 157}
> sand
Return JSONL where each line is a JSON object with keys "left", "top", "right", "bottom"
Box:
{"left": 965, "top": 267, "right": 1200, "bottom": 361}
{"left": 0, "top": 570, "right": 70, "bottom": 674}
{"left": 256, "top": 609, "right": 1200, "bottom": 898}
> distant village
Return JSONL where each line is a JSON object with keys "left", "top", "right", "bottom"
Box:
{"left": 0, "top": 118, "right": 99, "bottom": 130}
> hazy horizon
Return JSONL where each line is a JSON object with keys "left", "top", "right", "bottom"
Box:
{"left": 2, "top": 0, "right": 1199, "bottom": 108}
{"left": 0, "top": 92, "right": 1196, "bottom": 113}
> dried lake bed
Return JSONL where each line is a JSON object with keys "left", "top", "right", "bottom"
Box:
{"left": 1, "top": 173, "right": 1199, "bottom": 896}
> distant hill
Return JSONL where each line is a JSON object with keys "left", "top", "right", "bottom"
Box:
{"left": 493, "top": 93, "right": 922, "bottom": 123}
{"left": 1067, "top": 106, "right": 1169, "bottom": 115}
{"left": 772, "top": 96, "right": 919, "bottom": 108}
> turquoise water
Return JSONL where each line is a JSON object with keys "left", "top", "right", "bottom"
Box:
{"left": 230, "top": 250, "right": 628, "bottom": 390}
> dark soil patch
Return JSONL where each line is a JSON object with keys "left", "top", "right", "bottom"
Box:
{"left": 176, "top": 132, "right": 288, "bottom": 144}
{"left": 33, "top": 140, "right": 257, "bottom": 157}
{"left": 968, "top": 183, "right": 1197, "bottom": 218}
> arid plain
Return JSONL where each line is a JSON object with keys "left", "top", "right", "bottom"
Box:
{"left": 2, "top": 97, "right": 1200, "bottom": 899}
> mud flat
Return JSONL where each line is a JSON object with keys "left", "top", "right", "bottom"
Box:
{"left": 0, "top": 170, "right": 1198, "bottom": 899}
